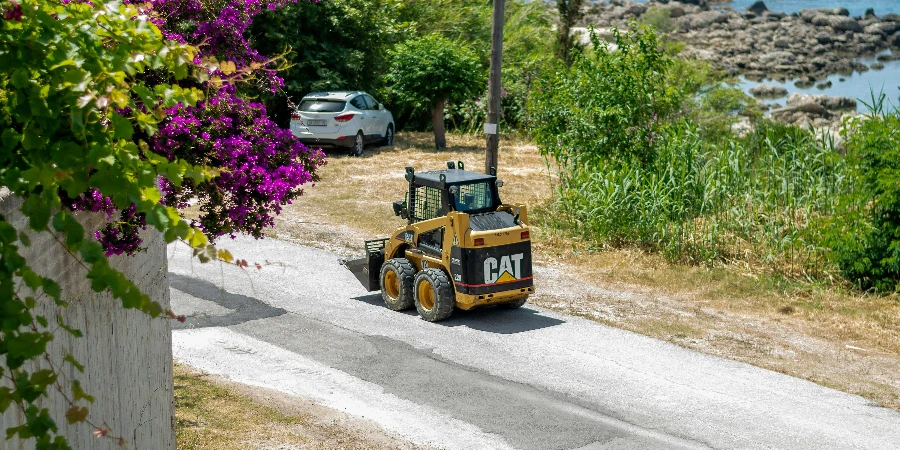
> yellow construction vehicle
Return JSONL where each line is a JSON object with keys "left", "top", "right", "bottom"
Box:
{"left": 344, "top": 162, "right": 534, "bottom": 321}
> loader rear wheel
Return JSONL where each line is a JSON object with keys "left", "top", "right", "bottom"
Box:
{"left": 498, "top": 296, "right": 528, "bottom": 309}
{"left": 414, "top": 269, "right": 455, "bottom": 322}
{"left": 380, "top": 258, "right": 415, "bottom": 311}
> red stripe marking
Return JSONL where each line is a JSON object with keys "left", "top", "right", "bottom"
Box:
{"left": 455, "top": 276, "right": 533, "bottom": 288}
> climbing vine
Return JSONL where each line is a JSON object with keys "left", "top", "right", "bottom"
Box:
{"left": 0, "top": 0, "right": 322, "bottom": 447}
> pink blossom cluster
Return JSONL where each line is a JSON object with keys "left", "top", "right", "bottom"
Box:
{"left": 2, "top": 1, "right": 22, "bottom": 21}
{"left": 62, "top": 189, "right": 146, "bottom": 256}
{"left": 152, "top": 84, "right": 324, "bottom": 238}
{"left": 58, "top": 0, "right": 325, "bottom": 253}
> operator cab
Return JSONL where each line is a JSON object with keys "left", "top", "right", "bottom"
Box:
{"left": 392, "top": 161, "right": 505, "bottom": 222}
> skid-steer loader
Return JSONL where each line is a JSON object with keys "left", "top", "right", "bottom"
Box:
{"left": 343, "top": 162, "right": 534, "bottom": 322}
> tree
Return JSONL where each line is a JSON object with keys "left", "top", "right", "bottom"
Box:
{"left": 386, "top": 35, "right": 484, "bottom": 148}
{"left": 0, "top": 0, "right": 321, "bottom": 445}
{"left": 249, "top": 0, "right": 409, "bottom": 126}
{"left": 556, "top": 0, "right": 586, "bottom": 66}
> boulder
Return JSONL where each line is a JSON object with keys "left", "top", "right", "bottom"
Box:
{"left": 829, "top": 16, "right": 864, "bottom": 32}
{"left": 759, "top": 51, "right": 796, "bottom": 65}
{"left": 747, "top": 1, "right": 767, "bottom": 14}
{"left": 815, "top": 34, "right": 834, "bottom": 45}
{"left": 864, "top": 22, "right": 900, "bottom": 36}
{"left": 626, "top": 4, "right": 647, "bottom": 16}
{"left": 892, "top": 33, "right": 900, "bottom": 47}
{"left": 871, "top": 62, "right": 885, "bottom": 70}
{"left": 833, "top": 7, "right": 850, "bottom": 17}
{"left": 749, "top": 84, "right": 788, "bottom": 98}
{"left": 823, "top": 96, "right": 857, "bottom": 110}
{"left": 787, "top": 93, "right": 856, "bottom": 111}
{"left": 865, "top": 8, "right": 876, "bottom": 18}
{"left": 884, "top": 14, "right": 900, "bottom": 22}
{"left": 669, "top": 6, "right": 686, "bottom": 18}
{"left": 800, "top": 9, "right": 835, "bottom": 23}
{"left": 677, "top": 10, "right": 728, "bottom": 30}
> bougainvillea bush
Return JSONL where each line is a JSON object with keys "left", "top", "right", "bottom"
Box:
{"left": 0, "top": 0, "right": 322, "bottom": 447}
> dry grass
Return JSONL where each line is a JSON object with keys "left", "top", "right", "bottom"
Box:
{"left": 174, "top": 363, "right": 428, "bottom": 450}
{"left": 272, "top": 132, "right": 900, "bottom": 410}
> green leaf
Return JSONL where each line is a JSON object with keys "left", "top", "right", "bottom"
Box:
{"left": 11, "top": 69, "right": 31, "bottom": 89}
{"left": 51, "top": 212, "right": 85, "bottom": 249}
{"left": 1, "top": 129, "right": 20, "bottom": 150}
{"left": 109, "top": 112, "right": 133, "bottom": 140}
{"left": 30, "top": 370, "right": 57, "bottom": 387}
{"left": 65, "top": 406, "right": 88, "bottom": 424}
{"left": 71, "top": 380, "right": 93, "bottom": 403}
{"left": 140, "top": 187, "right": 161, "bottom": 204}
{"left": 65, "top": 356, "right": 85, "bottom": 374}
{"left": 22, "top": 195, "right": 52, "bottom": 231}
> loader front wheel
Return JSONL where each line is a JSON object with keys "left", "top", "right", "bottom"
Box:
{"left": 380, "top": 258, "right": 415, "bottom": 311}
{"left": 414, "top": 269, "right": 455, "bottom": 322}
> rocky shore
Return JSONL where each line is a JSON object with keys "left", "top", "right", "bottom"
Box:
{"left": 586, "top": 0, "right": 900, "bottom": 81}
{"left": 583, "top": 0, "right": 900, "bottom": 125}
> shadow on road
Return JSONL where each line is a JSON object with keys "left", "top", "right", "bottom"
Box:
{"left": 169, "top": 273, "right": 287, "bottom": 330}
{"left": 439, "top": 307, "right": 565, "bottom": 334}
{"left": 351, "top": 293, "right": 564, "bottom": 334}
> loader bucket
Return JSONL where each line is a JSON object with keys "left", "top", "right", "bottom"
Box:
{"left": 342, "top": 238, "right": 387, "bottom": 292}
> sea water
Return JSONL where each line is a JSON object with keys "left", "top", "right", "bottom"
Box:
{"left": 631, "top": 0, "right": 900, "bottom": 17}
{"left": 710, "top": 0, "right": 900, "bottom": 18}
{"left": 631, "top": 0, "right": 900, "bottom": 112}
{"left": 738, "top": 55, "right": 900, "bottom": 113}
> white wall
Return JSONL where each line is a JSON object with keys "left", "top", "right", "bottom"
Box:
{"left": 0, "top": 189, "right": 174, "bottom": 450}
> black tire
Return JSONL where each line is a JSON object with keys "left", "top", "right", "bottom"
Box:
{"left": 498, "top": 296, "right": 528, "bottom": 309}
{"left": 382, "top": 125, "right": 394, "bottom": 147}
{"left": 380, "top": 258, "right": 415, "bottom": 311}
{"left": 414, "top": 268, "right": 455, "bottom": 322}
{"left": 352, "top": 131, "right": 365, "bottom": 157}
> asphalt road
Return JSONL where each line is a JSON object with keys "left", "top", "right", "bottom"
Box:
{"left": 168, "top": 237, "right": 900, "bottom": 450}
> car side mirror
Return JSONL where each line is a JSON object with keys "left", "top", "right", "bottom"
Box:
{"left": 378, "top": 103, "right": 384, "bottom": 110}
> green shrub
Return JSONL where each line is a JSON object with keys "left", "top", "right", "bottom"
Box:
{"left": 829, "top": 104, "right": 900, "bottom": 292}
{"left": 528, "top": 24, "right": 684, "bottom": 168}
{"left": 642, "top": 6, "right": 675, "bottom": 34}
{"left": 527, "top": 25, "right": 850, "bottom": 278}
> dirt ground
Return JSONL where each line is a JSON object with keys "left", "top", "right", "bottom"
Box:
{"left": 174, "top": 363, "right": 432, "bottom": 450}
{"left": 265, "top": 132, "right": 900, "bottom": 411}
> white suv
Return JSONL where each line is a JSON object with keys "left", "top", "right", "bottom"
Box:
{"left": 290, "top": 91, "right": 395, "bottom": 156}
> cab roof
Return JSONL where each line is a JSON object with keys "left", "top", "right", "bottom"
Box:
{"left": 413, "top": 169, "right": 495, "bottom": 188}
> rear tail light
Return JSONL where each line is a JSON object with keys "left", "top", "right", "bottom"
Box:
{"left": 290, "top": 113, "right": 300, "bottom": 120}
{"left": 473, "top": 238, "right": 484, "bottom": 246}
{"left": 334, "top": 113, "right": 355, "bottom": 122}
{"left": 521, "top": 231, "right": 530, "bottom": 240}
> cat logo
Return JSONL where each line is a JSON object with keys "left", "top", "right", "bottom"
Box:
{"left": 483, "top": 254, "right": 524, "bottom": 284}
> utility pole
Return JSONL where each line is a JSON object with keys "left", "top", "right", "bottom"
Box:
{"left": 484, "top": 0, "right": 504, "bottom": 175}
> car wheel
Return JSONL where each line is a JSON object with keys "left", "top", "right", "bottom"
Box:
{"left": 383, "top": 125, "right": 394, "bottom": 147}
{"left": 352, "top": 131, "right": 364, "bottom": 157}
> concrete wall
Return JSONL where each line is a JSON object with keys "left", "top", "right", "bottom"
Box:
{"left": 0, "top": 189, "right": 174, "bottom": 450}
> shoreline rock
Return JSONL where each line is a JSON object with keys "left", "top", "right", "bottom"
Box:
{"left": 584, "top": 0, "right": 899, "bottom": 83}
{"left": 583, "top": 0, "right": 894, "bottom": 125}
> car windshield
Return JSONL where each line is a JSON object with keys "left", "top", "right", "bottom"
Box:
{"left": 452, "top": 182, "right": 494, "bottom": 212}
{"left": 298, "top": 100, "right": 346, "bottom": 113}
